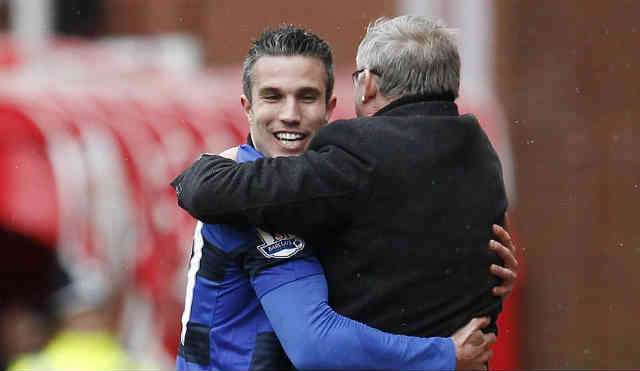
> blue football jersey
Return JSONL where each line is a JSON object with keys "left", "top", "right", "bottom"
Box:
{"left": 176, "top": 145, "right": 321, "bottom": 370}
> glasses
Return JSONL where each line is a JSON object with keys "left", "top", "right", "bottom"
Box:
{"left": 351, "top": 68, "right": 382, "bottom": 84}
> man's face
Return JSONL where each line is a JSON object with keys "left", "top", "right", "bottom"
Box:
{"left": 242, "top": 55, "right": 336, "bottom": 157}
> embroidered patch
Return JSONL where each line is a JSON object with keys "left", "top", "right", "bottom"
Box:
{"left": 256, "top": 228, "right": 305, "bottom": 259}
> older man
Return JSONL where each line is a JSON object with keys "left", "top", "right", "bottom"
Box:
{"left": 174, "top": 20, "right": 516, "bottom": 370}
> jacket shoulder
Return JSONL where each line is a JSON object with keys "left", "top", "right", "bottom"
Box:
{"left": 458, "top": 113, "right": 496, "bottom": 146}
{"left": 309, "top": 116, "right": 380, "bottom": 150}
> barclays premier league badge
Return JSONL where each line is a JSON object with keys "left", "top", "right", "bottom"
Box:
{"left": 256, "top": 228, "right": 305, "bottom": 259}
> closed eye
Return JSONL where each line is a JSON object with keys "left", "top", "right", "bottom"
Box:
{"left": 258, "top": 88, "right": 282, "bottom": 102}
{"left": 297, "top": 88, "right": 321, "bottom": 103}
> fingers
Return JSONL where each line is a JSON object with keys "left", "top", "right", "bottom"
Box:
{"left": 491, "top": 263, "right": 516, "bottom": 297}
{"left": 477, "top": 334, "right": 496, "bottom": 364}
{"left": 490, "top": 264, "right": 517, "bottom": 282}
{"left": 471, "top": 331, "right": 497, "bottom": 349}
{"left": 489, "top": 238, "right": 518, "bottom": 269}
{"left": 490, "top": 225, "right": 519, "bottom": 300}
{"left": 492, "top": 285, "right": 514, "bottom": 297}
{"left": 492, "top": 224, "right": 516, "bottom": 255}
{"left": 466, "top": 317, "right": 491, "bottom": 337}
{"left": 470, "top": 333, "right": 496, "bottom": 369}
{"left": 484, "top": 332, "right": 497, "bottom": 346}
{"left": 452, "top": 317, "right": 490, "bottom": 344}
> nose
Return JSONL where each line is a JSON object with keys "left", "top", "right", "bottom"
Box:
{"left": 278, "top": 96, "right": 301, "bottom": 126}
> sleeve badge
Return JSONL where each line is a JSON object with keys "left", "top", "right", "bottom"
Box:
{"left": 255, "top": 228, "right": 305, "bottom": 259}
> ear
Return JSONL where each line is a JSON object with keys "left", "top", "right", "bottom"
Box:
{"left": 361, "top": 70, "right": 379, "bottom": 105}
{"left": 324, "top": 95, "right": 337, "bottom": 123}
{"left": 241, "top": 95, "right": 253, "bottom": 122}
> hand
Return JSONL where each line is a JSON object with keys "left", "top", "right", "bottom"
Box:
{"left": 218, "top": 146, "right": 239, "bottom": 161}
{"left": 451, "top": 317, "right": 496, "bottom": 370}
{"left": 489, "top": 222, "right": 518, "bottom": 300}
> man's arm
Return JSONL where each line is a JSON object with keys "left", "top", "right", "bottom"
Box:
{"left": 171, "top": 125, "right": 375, "bottom": 236}
{"left": 253, "top": 261, "right": 494, "bottom": 370}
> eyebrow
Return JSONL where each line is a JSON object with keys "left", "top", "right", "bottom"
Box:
{"left": 257, "top": 86, "right": 323, "bottom": 98}
{"left": 296, "top": 87, "right": 322, "bottom": 97}
{"left": 258, "top": 87, "right": 281, "bottom": 96}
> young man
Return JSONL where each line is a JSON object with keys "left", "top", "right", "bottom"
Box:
{"left": 175, "top": 24, "right": 517, "bottom": 370}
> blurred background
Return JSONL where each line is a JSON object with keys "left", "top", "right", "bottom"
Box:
{"left": 0, "top": 0, "right": 637, "bottom": 369}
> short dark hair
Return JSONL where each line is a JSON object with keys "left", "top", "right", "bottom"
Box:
{"left": 242, "top": 25, "right": 334, "bottom": 103}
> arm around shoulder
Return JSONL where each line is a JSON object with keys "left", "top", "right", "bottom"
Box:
{"left": 257, "top": 271, "right": 455, "bottom": 370}
{"left": 172, "top": 136, "right": 375, "bottom": 234}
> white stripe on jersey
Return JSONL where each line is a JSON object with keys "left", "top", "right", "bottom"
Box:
{"left": 180, "top": 221, "right": 204, "bottom": 345}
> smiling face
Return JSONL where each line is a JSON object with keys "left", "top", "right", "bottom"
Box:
{"left": 241, "top": 55, "right": 336, "bottom": 157}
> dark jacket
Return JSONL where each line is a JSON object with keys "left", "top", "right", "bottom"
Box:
{"left": 172, "top": 95, "right": 508, "bottom": 337}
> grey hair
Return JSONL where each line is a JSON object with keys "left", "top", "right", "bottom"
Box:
{"left": 356, "top": 16, "right": 460, "bottom": 99}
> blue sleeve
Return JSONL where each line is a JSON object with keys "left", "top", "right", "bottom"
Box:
{"left": 254, "top": 262, "right": 456, "bottom": 371}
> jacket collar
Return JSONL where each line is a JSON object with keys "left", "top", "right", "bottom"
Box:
{"left": 374, "top": 93, "right": 458, "bottom": 117}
